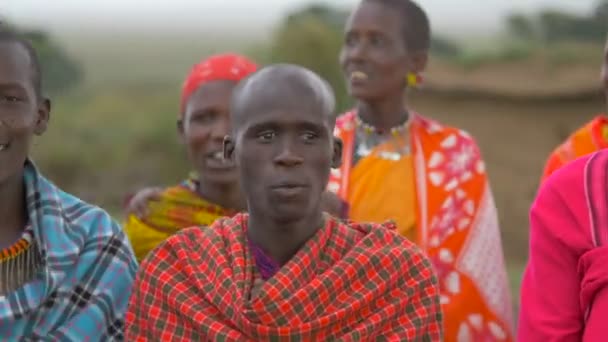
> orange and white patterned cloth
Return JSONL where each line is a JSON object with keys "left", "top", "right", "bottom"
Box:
{"left": 328, "top": 111, "right": 514, "bottom": 341}
{"left": 542, "top": 114, "right": 608, "bottom": 181}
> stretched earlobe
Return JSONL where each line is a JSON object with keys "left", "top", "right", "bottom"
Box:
{"left": 34, "top": 98, "right": 51, "bottom": 136}
{"left": 223, "top": 136, "right": 235, "bottom": 161}
{"left": 331, "top": 137, "right": 343, "bottom": 169}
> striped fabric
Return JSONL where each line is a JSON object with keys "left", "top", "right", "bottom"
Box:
{"left": 0, "top": 161, "right": 138, "bottom": 341}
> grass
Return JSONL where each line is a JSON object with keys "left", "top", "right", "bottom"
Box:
{"left": 32, "top": 81, "right": 190, "bottom": 214}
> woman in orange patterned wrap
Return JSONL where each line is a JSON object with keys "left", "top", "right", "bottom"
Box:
{"left": 329, "top": 0, "right": 514, "bottom": 340}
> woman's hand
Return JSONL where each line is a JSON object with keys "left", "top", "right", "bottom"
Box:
{"left": 125, "top": 187, "right": 164, "bottom": 219}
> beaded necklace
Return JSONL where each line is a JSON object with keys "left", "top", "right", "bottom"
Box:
{"left": 354, "top": 113, "right": 412, "bottom": 161}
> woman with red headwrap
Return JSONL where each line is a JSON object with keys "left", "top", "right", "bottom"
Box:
{"left": 123, "top": 54, "right": 257, "bottom": 261}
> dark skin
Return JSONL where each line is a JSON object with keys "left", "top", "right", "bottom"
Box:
{"left": 127, "top": 80, "right": 344, "bottom": 218}
{"left": 224, "top": 65, "right": 342, "bottom": 265}
{"left": 178, "top": 81, "right": 244, "bottom": 210}
{"left": 0, "top": 41, "right": 50, "bottom": 249}
{"left": 340, "top": 1, "right": 428, "bottom": 132}
{"left": 128, "top": 81, "right": 245, "bottom": 217}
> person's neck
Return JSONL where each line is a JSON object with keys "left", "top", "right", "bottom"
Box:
{"left": 247, "top": 209, "right": 324, "bottom": 265}
{"left": 0, "top": 169, "right": 27, "bottom": 248}
{"left": 356, "top": 93, "right": 410, "bottom": 132}
{"left": 197, "top": 179, "right": 245, "bottom": 211}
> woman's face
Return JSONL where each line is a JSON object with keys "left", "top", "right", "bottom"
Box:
{"left": 180, "top": 80, "right": 237, "bottom": 186}
{"left": 340, "top": 1, "right": 414, "bottom": 102}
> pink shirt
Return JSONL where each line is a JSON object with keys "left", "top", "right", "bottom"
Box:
{"left": 519, "top": 150, "right": 608, "bottom": 341}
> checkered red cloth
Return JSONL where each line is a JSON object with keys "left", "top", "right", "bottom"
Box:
{"left": 125, "top": 213, "right": 443, "bottom": 341}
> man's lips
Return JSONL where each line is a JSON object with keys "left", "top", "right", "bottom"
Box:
{"left": 270, "top": 182, "right": 308, "bottom": 197}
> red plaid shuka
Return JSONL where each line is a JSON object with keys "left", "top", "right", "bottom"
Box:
{"left": 126, "top": 213, "right": 443, "bottom": 341}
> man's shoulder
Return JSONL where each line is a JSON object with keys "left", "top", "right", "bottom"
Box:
{"left": 339, "top": 219, "right": 434, "bottom": 271}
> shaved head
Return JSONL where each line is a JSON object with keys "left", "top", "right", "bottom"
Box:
{"left": 230, "top": 64, "right": 336, "bottom": 133}
{"left": 224, "top": 64, "right": 342, "bottom": 224}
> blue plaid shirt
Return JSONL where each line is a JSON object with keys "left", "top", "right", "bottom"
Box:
{"left": 0, "top": 161, "right": 138, "bottom": 341}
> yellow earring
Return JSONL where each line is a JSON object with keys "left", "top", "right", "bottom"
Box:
{"left": 407, "top": 72, "right": 422, "bottom": 87}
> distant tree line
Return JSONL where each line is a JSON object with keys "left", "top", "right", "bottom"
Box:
{"left": 507, "top": 0, "right": 607, "bottom": 43}
{"left": 0, "top": 20, "right": 83, "bottom": 95}
{"left": 258, "top": 2, "right": 606, "bottom": 110}
{"left": 261, "top": 4, "right": 464, "bottom": 110}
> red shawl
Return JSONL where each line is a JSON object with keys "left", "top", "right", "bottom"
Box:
{"left": 126, "top": 213, "right": 443, "bottom": 341}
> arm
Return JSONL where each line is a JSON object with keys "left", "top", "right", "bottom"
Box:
{"left": 124, "top": 187, "right": 164, "bottom": 218}
{"left": 122, "top": 186, "right": 167, "bottom": 262}
{"left": 518, "top": 179, "right": 587, "bottom": 340}
{"left": 584, "top": 284, "right": 608, "bottom": 341}
{"left": 578, "top": 246, "right": 608, "bottom": 341}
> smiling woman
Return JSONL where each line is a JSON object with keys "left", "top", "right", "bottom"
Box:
{"left": 327, "top": 0, "right": 514, "bottom": 340}
{"left": 122, "top": 53, "right": 258, "bottom": 262}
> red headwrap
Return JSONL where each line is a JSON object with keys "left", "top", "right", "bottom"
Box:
{"left": 180, "top": 53, "right": 258, "bottom": 116}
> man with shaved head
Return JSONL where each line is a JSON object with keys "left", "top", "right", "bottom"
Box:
{"left": 126, "top": 64, "right": 442, "bottom": 340}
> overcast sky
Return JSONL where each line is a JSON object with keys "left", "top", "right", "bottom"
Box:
{"left": 1, "top": 0, "right": 598, "bottom": 37}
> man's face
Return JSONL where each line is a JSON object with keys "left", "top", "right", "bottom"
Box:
{"left": 228, "top": 98, "right": 339, "bottom": 222}
{"left": 0, "top": 41, "right": 49, "bottom": 185}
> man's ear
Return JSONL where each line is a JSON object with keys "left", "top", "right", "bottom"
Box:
{"left": 33, "top": 98, "right": 51, "bottom": 135}
{"left": 331, "top": 137, "right": 343, "bottom": 169}
{"left": 223, "top": 135, "right": 235, "bottom": 161}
